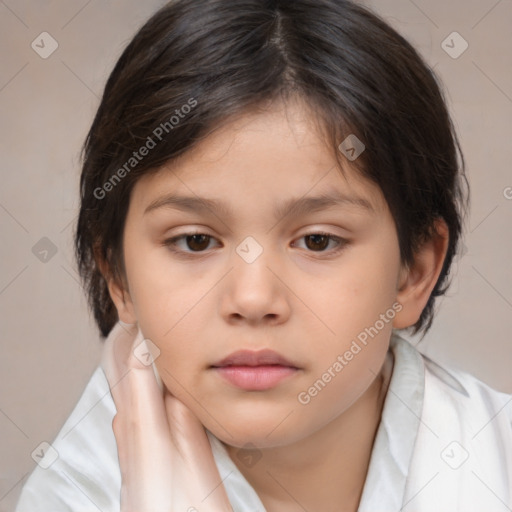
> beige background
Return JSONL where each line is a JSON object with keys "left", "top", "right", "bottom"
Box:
{"left": 1, "top": 0, "right": 511, "bottom": 510}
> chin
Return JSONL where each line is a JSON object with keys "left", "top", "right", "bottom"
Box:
{"left": 206, "top": 418, "right": 309, "bottom": 450}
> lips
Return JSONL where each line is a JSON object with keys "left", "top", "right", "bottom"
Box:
{"left": 211, "top": 349, "right": 298, "bottom": 368}
{"left": 211, "top": 349, "right": 300, "bottom": 391}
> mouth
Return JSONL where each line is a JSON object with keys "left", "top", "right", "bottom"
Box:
{"left": 210, "top": 349, "right": 300, "bottom": 391}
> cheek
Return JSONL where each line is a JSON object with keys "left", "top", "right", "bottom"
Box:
{"left": 303, "top": 239, "right": 400, "bottom": 344}
{"left": 294, "top": 234, "right": 399, "bottom": 407}
{"left": 293, "top": 333, "right": 389, "bottom": 437}
{"left": 123, "top": 244, "right": 215, "bottom": 391}
{"left": 294, "top": 268, "right": 395, "bottom": 432}
{"left": 141, "top": 317, "right": 209, "bottom": 404}
{"left": 124, "top": 237, "right": 211, "bottom": 329}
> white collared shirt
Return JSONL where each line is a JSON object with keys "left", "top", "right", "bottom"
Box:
{"left": 15, "top": 332, "right": 512, "bottom": 511}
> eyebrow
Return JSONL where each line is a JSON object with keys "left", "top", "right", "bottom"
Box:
{"left": 143, "top": 189, "right": 375, "bottom": 220}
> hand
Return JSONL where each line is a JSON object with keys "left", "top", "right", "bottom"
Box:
{"left": 101, "top": 322, "right": 234, "bottom": 512}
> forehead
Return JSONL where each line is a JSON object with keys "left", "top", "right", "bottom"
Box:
{"left": 129, "top": 100, "right": 388, "bottom": 217}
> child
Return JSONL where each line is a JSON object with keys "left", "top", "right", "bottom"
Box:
{"left": 15, "top": 0, "right": 512, "bottom": 510}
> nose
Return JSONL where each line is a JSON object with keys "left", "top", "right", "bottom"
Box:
{"left": 219, "top": 243, "right": 291, "bottom": 327}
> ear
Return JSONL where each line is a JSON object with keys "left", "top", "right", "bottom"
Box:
{"left": 94, "top": 245, "right": 137, "bottom": 325}
{"left": 393, "top": 218, "right": 449, "bottom": 329}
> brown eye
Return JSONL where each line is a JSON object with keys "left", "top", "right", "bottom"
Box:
{"left": 184, "top": 234, "right": 211, "bottom": 251}
{"left": 304, "top": 234, "right": 330, "bottom": 251}
{"left": 163, "top": 233, "right": 217, "bottom": 254}
{"left": 293, "top": 232, "right": 348, "bottom": 255}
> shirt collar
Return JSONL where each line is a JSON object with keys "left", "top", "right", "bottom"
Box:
{"left": 357, "top": 332, "right": 426, "bottom": 511}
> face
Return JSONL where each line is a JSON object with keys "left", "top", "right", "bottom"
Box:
{"left": 112, "top": 98, "right": 410, "bottom": 449}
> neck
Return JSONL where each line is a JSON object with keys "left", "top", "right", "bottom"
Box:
{"left": 224, "top": 349, "right": 394, "bottom": 512}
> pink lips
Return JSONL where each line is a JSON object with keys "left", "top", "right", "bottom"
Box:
{"left": 211, "top": 349, "right": 299, "bottom": 391}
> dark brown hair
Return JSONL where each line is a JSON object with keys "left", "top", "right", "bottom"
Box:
{"left": 75, "top": 0, "right": 469, "bottom": 338}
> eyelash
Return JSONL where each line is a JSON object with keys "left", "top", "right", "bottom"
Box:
{"left": 162, "top": 231, "right": 349, "bottom": 258}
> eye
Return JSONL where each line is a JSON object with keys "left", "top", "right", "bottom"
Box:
{"left": 163, "top": 232, "right": 219, "bottom": 254}
{"left": 293, "top": 232, "right": 348, "bottom": 254}
{"left": 162, "top": 231, "right": 348, "bottom": 257}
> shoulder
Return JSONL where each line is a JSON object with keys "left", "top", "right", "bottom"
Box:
{"left": 15, "top": 366, "right": 121, "bottom": 512}
{"left": 421, "top": 350, "right": 512, "bottom": 423}
{"left": 399, "top": 344, "right": 512, "bottom": 509}
{"left": 418, "top": 348, "right": 512, "bottom": 475}
{"left": 391, "top": 333, "right": 512, "bottom": 424}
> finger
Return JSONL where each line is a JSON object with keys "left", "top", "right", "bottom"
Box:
{"left": 164, "top": 392, "right": 211, "bottom": 454}
{"left": 114, "top": 331, "right": 169, "bottom": 438}
{"left": 164, "top": 392, "right": 233, "bottom": 509}
{"left": 106, "top": 327, "right": 176, "bottom": 509}
{"left": 105, "top": 326, "right": 164, "bottom": 405}
{"left": 101, "top": 321, "right": 139, "bottom": 388}
{"left": 103, "top": 324, "right": 172, "bottom": 472}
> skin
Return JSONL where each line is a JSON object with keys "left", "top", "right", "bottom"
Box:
{"left": 102, "top": 323, "right": 233, "bottom": 511}
{"left": 104, "top": 96, "right": 449, "bottom": 511}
